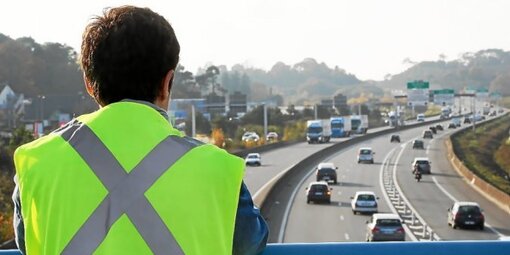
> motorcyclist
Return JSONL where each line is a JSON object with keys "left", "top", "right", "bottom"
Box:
{"left": 413, "top": 164, "right": 422, "bottom": 181}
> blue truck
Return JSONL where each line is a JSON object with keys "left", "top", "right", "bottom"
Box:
{"left": 306, "top": 119, "right": 332, "bottom": 144}
{"left": 330, "top": 116, "right": 351, "bottom": 138}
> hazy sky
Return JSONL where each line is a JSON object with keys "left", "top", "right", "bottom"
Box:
{"left": 1, "top": 0, "right": 509, "bottom": 80}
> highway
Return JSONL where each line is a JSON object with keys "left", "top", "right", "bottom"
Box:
{"left": 243, "top": 126, "right": 393, "bottom": 195}
{"left": 281, "top": 117, "right": 510, "bottom": 242}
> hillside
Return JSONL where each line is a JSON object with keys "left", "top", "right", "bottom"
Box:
{"left": 379, "top": 49, "right": 510, "bottom": 96}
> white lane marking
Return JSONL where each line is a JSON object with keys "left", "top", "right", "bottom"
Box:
{"left": 340, "top": 215, "right": 344, "bottom": 221}
{"left": 344, "top": 233, "right": 350, "bottom": 240}
{"left": 432, "top": 176, "right": 504, "bottom": 237}
{"left": 378, "top": 147, "right": 421, "bottom": 241}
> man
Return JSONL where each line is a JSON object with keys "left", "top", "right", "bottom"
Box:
{"left": 13, "top": 5, "right": 268, "bottom": 255}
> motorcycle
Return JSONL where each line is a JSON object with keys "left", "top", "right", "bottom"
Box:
{"left": 413, "top": 166, "right": 422, "bottom": 182}
{"left": 414, "top": 171, "right": 422, "bottom": 182}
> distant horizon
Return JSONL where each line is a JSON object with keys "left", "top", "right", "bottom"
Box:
{"left": 1, "top": 0, "right": 509, "bottom": 81}
{"left": 1, "top": 31, "right": 505, "bottom": 83}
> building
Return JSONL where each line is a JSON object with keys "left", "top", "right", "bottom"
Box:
{"left": 229, "top": 91, "right": 247, "bottom": 116}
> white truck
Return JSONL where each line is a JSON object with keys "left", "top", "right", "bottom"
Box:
{"left": 440, "top": 107, "right": 452, "bottom": 119}
{"left": 306, "top": 119, "right": 332, "bottom": 144}
{"left": 387, "top": 111, "right": 405, "bottom": 127}
{"left": 350, "top": 115, "right": 369, "bottom": 134}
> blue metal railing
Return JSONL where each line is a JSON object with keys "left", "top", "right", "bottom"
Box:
{"left": 1, "top": 241, "right": 509, "bottom": 255}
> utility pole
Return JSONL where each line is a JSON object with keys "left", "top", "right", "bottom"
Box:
{"left": 314, "top": 104, "right": 318, "bottom": 119}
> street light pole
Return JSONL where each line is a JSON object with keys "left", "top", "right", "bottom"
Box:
{"left": 263, "top": 103, "right": 268, "bottom": 143}
{"left": 191, "top": 104, "right": 196, "bottom": 138}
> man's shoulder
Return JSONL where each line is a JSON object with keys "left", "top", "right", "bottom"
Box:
{"left": 181, "top": 136, "right": 243, "bottom": 164}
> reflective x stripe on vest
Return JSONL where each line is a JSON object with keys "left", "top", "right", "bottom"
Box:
{"left": 57, "top": 121, "right": 197, "bottom": 255}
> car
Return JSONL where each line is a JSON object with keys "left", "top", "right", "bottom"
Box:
{"left": 366, "top": 213, "right": 405, "bottom": 242}
{"left": 489, "top": 111, "right": 496, "bottom": 117}
{"left": 422, "top": 130, "right": 433, "bottom": 139}
{"left": 351, "top": 191, "right": 379, "bottom": 214}
{"left": 390, "top": 134, "right": 400, "bottom": 143}
{"left": 412, "top": 157, "right": 431, "bottom": 174}
{"left": 447, "top": 201, "right": 485, "bottom": 230}
{"left": 242, "top": 131, "right": 259, "bottom": 142}
{"left": 435, "top": 124, "right": 443, "bottom": 131}
{"left": 448, "top": 122, "right": 457, "bottom": 129}
{"left": 464, "top": 117, "right": 472, "bottom": 124}
{"left": 244, "top": 153, "right": 261, "bottom": 166}
{"left": 412, "top": 139, "right": 424, "bottom": 149}
{"left": 498, "top": 108, "right": 504, "bottom": 113}
{"left": 305, "top": 181, "right": 332, "bottom": 204}
{"left": 266, "top": 132, "right": 278, "bottom": 142}
{"left": 416, "top": 113, "right": 425, "bottom": 122}
{"left": 316, "top": 162, "right": 338, "bottom": 184}
{"left": 429, "top": 126, "right": 437, "bottom": 134}
{"left": 357, "top": 147, "right": 375, "bottom": 164}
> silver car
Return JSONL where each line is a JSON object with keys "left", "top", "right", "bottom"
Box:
{"left": 366, "top": 213, "right": 405, "bottom": 242}
{"left": 357, "top": 147, "right": 375, "bottom": 164}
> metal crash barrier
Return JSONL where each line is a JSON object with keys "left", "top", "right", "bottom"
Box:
{"left": 1, "top": 241, "right": 510, "bottom": 255}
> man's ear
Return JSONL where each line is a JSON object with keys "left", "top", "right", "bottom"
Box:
{"left": 83, "top": 74, "right": 94, "bottom": 97}
{"left": 159, "top": 69, "right": 174, "bottom": 100}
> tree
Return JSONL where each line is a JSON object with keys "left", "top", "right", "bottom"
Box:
{"left": 241, "top": 105, "right": 284, "bottom": 127}
{"left": 172, "top": 65, "right": 200, "bottom": 99}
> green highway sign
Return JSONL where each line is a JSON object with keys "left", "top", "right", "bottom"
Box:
{"left": 432, "top": 89, "right": 455, "bottom": 95}
{"left": 407, "top": 80, "right": 430, "bottom": 89}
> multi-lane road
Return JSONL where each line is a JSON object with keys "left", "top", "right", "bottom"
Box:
{"left": 243, "top": 115, "right": 510, "bottom": 243}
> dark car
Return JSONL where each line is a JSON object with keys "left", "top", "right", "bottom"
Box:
{"left": 448, "top": 202, "right": 484, "bottom": 230}
{"left": 435, "top": 124, "right": 443, "bottom": 131}
{"left": 464, "top": 117, "right": 471, "bottom": 124}
{"left": 422, "top": 130, "right": 433, "bottom": 139}
{"left": 390, "top": 134, "right": 400, "bottom": 143}
{"left": 448, "top": 122, "right": 457, "bottom": 129}
{"left": 306, "top": 181, "right": 332, "bottom": 204}
{"left": 412, "top": 139, "right": 424, "bottom": 149}
{"left": 366, "top": 213, "right": 405, "bottom": 242}
{"left": 429, "top": 126, "right": 437, "bottom": 134}
{"left": 316, "top": 162, "right": 338, "bottom": 184}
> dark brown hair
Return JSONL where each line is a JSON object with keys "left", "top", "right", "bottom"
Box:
{"left": 80, "top": 5, "right": 180, "bottom": 105}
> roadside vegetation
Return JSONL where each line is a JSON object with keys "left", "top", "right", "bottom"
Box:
{"left": 451, "top": 114, "right": 510, "bottom": 195}
{"left": 0, "top": 127, "right": 33, "bottom": 244}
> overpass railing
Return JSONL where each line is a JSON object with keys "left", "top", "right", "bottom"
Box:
{"left": 1, "top": 240, "right": 510, "bottom": 255}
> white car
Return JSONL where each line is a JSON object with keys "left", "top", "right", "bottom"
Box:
{"left": 242, "top": 132, "right": 260, "bottom": 142}
{"left": 245, "top": 153, "right": 261, "bottom": 166}
{"left": 357, "top": 147, "right": 375, "bottom": 164}
{"left": 351, "top": 191, "right": 379, "bottom": 214}
{"left": 266, "top": 132, "right": 278, "bottom": 141}
{"left": 416, "top": 114, "right": 425, "bottom": 122}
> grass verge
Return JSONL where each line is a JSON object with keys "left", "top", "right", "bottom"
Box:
{"left": 451, "top": 114, "right": 510, "bottom": 195}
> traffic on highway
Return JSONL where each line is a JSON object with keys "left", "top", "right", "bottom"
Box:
{"left": 243, "top": 113, "right": 510, "bottom": 243}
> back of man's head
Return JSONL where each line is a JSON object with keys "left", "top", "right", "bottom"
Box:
{"left": 80, "top": 5, "right": 180, "bottom": 106}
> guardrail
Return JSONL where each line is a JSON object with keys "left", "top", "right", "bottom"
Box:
{"left": 2, "top": 240, "right": 509, "bottom": 254}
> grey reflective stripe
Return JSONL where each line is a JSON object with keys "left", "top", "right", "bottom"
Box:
{"left": 58, "top": 122, "right": 196, "bottom": 255}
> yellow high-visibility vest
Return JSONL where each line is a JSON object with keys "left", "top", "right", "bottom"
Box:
{"left": 14, "top": 102, "right": 244, "bottom": 255}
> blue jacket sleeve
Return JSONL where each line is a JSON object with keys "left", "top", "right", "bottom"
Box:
{"left": 12, "top": 176, "right": 26, "bottom": 255}
{"left": 233, "top": 181, "right": 269, "bottom": 255}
